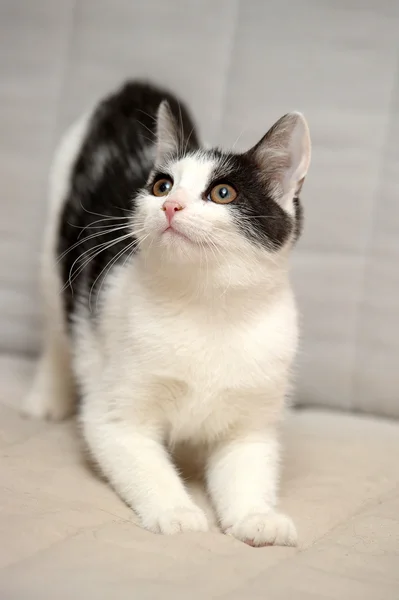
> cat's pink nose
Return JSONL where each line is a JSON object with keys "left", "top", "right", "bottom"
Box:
{"left": 162, "top": 200, "right": 184, "bottom": 224}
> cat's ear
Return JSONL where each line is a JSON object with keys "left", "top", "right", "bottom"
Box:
{"left": 155, "top": 101, "right": 180, "bottom": 165}
{"left": 247, "top": 112, "right": 311, "bottom": 209}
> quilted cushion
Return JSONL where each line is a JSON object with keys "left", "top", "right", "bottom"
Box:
{"left": 0, "top": 355, "right": 398, "bottom": 599}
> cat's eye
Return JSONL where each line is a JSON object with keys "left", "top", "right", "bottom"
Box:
{"left": 208, "top": 183, "right": 237, "bottom": 204}
{"left": 152, "top": 177, "right": 173, "bottom": 197}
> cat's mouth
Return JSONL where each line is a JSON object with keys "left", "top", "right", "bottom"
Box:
{"left": 161, "top": 225, "right": 217, "bottom": 250}
{"left": 162, "top": 226, "right": 193, "bottom": 244}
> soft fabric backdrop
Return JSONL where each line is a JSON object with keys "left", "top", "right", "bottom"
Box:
{"left": 1, "top": 0, "right": 398, "bottom": 417}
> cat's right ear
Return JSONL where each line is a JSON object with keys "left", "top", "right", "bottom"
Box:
{"left": 155, "top": 101, "right": 180, "bottom": 165}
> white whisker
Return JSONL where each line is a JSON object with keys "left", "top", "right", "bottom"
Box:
{"left": 91, "top": 237, "right": 144, "bottom": 312}
{"left": 61, "top": 232, "right": 134, "bottom": 293}
{"left": 92, "top": 230, "right": 152, "bottom": 310}
{"left": 58, "top": 224, "right": 132, "bottom": 261}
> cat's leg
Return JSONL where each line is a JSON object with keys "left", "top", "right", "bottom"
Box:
{"left": 24, "top": 231, "right": 76, "bottom": 421}
{"left": 81, "top": 409, "right": 208, "bottom": 535}
{"left": 23, "top": 215, "right": 76, "bottom": 421}
{"left": 23, "top": 330, "right": 76, "bottom": 420}
{"left": 206, "top": 430, "right": 297, "bottom": 547}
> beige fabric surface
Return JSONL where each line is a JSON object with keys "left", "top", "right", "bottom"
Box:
{"left": 1, "top": 356, "right": 398, "bottom": 599}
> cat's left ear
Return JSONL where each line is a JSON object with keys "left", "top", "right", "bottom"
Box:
{"left": 155, "top": 101, "right": 180, "bottom": 165}
{"left": 247, "top": 112, "right": 311, "bottom": 210}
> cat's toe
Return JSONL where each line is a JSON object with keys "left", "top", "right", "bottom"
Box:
{"left": 225, "top": 511, "right": 297, "bottom": 547}
{"left": 22, "top": 389, "right": 74, "bottom": 421}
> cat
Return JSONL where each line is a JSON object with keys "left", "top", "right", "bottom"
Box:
{"left": 24, "top": 80, "right": 311, "bottom": 547}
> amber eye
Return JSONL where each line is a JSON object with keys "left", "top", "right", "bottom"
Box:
{"left": 152, "top": 177, "right": 173, "bottom": 197}
{"left": 208, "top": 183, "right": 237, "bottom": 204}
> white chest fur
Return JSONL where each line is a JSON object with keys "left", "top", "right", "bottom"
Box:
{"left": 78, "top": 261, "right": 299, "bottom": 446}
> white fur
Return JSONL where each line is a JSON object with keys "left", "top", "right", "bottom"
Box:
{"left": 25, "top": 109, "right": 309, "bottom": 547}
{"left": 23, "top": 113, "right": 91, "bottom": 420}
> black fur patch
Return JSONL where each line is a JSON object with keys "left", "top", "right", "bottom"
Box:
{"left": 148, "top": 148, "right": 302, "bottom": 250}
{"left": 58, "top": 81, "right": 199, "bottom": 324}
{"left": 208, "top": 151, "right": 299, "bottom": 250}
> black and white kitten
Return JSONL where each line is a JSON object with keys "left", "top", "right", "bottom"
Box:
{"left": 25, "top": 81, "right": 311, "bottom": 547}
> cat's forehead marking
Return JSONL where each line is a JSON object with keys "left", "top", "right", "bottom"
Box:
{"left": 166, "top": 151, "right": 237, "bottom": 198}
{"left": 171, "top": 154, "right": 216, "bottom": 191}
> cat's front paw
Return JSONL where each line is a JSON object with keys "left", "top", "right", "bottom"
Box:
{"left": 143, "top": 506, "right": 209, "bottom": 535}
{"left": 23, "top": 386, "right": 74, "bottom": 421}
{"left": 225, "top": 511, "right": 297, "bottom": 547}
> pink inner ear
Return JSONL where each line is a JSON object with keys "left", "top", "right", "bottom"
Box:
{"left": 155, "top": 101, "right": 181, "bottom": 165}
{"left": 296, "top": 176, "right": 306, "bottom": 195}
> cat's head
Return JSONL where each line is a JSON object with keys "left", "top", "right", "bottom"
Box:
{"left": 133, "top": 101, "right": 311, "bottom": 284}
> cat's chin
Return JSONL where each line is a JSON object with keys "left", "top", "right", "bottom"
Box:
{"left": 160, "top": 227, "right": 219, "bottom": 252}
{"left": 159, "top": 227, "right": 211, "bottom": 257}
{"left": 162, "top": 227, "right": 193, "bottom": 244}
{"left": 155, "top": 228, "right": 212, "bottom": 265}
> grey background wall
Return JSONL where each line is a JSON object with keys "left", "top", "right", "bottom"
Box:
{"left": 1, "top": 0, "right": 398, "bottom": 417}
